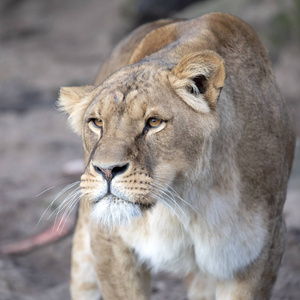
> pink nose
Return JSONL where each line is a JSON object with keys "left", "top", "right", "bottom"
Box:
{"left": 93, "top": 163, "right": 129, "bottom": 182}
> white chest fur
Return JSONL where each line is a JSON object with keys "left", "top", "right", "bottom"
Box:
{"left": 119, "top": 203, "right": 197, "bottom": 275}
{"left": 118, "top": 189, "right": 267, "bottom": 280}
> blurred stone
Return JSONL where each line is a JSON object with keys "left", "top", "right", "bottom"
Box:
{"left": 62, "top": 159, "right": 85, "bottom": 176}
{"left": 0, "top": 81, "right": 55, "bottom": 112}
{"left": 129, "top": 0, "right": 207, "bottom": 25}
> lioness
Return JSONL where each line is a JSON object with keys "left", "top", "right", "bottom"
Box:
{"left": 59, "top": 13, "right": 295, "bottom": 300}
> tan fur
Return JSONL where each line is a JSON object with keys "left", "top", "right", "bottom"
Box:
{"left": 59, "top": 13, "right": 295, "bottom": 300}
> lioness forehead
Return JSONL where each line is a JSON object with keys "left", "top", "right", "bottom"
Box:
{"left": 87, "top": 64, "right": 171, "bottom": 119}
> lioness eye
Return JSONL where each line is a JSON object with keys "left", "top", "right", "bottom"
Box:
{"left": 91, "top": 119, "right": 103, "bottom": 128}
{"left": 147, "top": 118, "right": 162, "bottom": 128}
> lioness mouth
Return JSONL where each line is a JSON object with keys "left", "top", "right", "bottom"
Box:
{"left": 95, "top": 194, "right": 154, "bottom": 210}
{"left": 134, "top": 201, "right": 154, "bottom": 210}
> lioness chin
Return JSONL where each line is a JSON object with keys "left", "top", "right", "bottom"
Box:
{"left": 59, "top": 13, "right": 295, "bottom": 300}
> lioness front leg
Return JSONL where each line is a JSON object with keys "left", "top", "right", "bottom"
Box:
{"left": 71, "top": 203, "right": 102, "bottom": 300}
{"left": 185, "top": 272, "right": 217, "bottom": 300}
{"left": 216, "top": 220, "right": 286, "bottom": 300}
{"left": 90, "top": 226, "right": 151, "bottom": 300}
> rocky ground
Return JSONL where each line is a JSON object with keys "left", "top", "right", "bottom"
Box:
{"left": 0, "top": 0, "right": 299, "bottom": 299}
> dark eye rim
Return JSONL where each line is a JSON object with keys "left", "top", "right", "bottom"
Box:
{"left": 89, "top": 118, "right": 103, "bottom": 128}
{"left": 143, "top": 117, "right": 167, "bottom": 135}
{"left": 147, "top": 117, "right": 163, "bottom": 128}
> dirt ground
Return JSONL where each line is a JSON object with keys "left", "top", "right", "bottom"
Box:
{"left": 0, "top": 0, "right": 299, "bottom": 299}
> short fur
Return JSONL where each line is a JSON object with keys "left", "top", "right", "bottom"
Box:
{"left": 58, "top": 13, "right": 295, "bottom": 300}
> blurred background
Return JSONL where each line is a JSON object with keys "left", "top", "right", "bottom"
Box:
{"left": 0, "top": 0, "right": 299, "bottom": 299}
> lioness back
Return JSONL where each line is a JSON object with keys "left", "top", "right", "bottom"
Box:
{"left": 59, "top": 13, "right": 295, "bottom": 300}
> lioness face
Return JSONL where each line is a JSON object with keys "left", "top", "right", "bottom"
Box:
{"left": 59, "top": 52, "right": 225, "bottom": 227}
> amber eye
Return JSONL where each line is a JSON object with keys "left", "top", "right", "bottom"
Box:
{"left": 91, "top": 119, "right": 103, "bottom": 128}
{"left": 147, "top": 118, "right": 162, "bottom": 128}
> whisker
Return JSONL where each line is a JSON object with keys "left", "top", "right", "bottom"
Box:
{"left": 52, "top": 190, "right": 82, "bottom": 234}
{"left": 36, "top": 175, "right": 80, "bottom": 197}
{"left": 51, "top": 189, "right": 82, "bottom": 229}
{"left": 144, "top": 191, "right": 186, "bottom": 235}
{"left": 48, "top": 187, "right": 82, "bottom": 221}
{"left": 152, "top": 179, "right": 201, "bottom": 216}
{"left": 37, "top": 181, "right": 80, "bottom": 227}
{"left": 35, "top": 186, "right": 57, "bottom": 197}
{"left": 150, "top": 184, "right": 180, "bottom": 211}
{"left": 57, "top": 192, "right": 83, "bottom": 235}
{"left": 56, "top": 190, "right": 81, "bottom": 220}
{"left": 150, "top": 184, "right": 187, "bottom": 219}
{"left": 150, "top": 190, "right": 185, "bottom": 224}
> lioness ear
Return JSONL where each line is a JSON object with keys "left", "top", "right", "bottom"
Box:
{"left": 58, "top": 85, "right": 95, "bottom": 135}
{"left": 169, "top": 51, "right": 225, "bottom": 113}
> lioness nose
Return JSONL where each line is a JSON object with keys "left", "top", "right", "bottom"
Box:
{"left": 93, "top": 163, "right": 129, "bottom": 182}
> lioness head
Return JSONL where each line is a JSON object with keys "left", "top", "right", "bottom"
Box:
{"left": 59, "top": 50, "right": 225, "bottom": 227}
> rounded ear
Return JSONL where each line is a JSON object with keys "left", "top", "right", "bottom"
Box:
{"left": 169, "top": 51, "right": 225, "bottom": 113}
{"left": 58, "top": 85, "right": 95, "bottom": 135}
